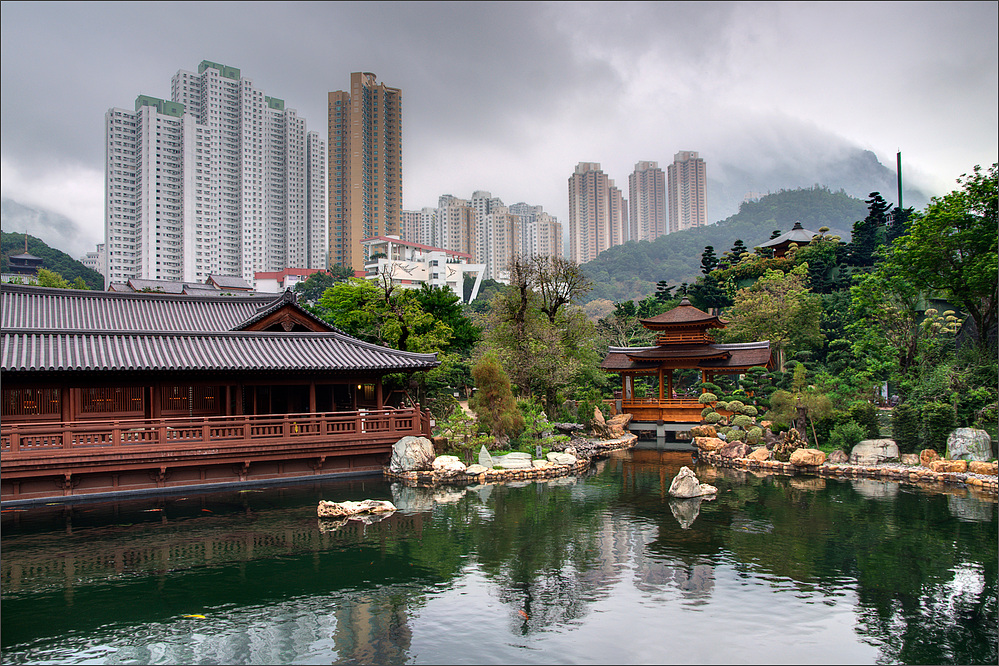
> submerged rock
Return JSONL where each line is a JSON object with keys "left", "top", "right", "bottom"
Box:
{"left": 668, "top": 466, "right": 718, "bottom": 499}
{"left": 318, "top": 499, "right": 397, "bottom": 518}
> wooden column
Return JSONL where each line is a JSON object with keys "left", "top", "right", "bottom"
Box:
{"left": 658, "top": 368, "right": 665, "bottom": 401}
{"left": 666, "top": 369, "right": 674, "bottom": 400}
{"left": 151, "top": 383, "right": 162, "bottom": 419}
{"left": 309, "top": 381, "right": 317, "bottom": 414}
{"left": 376, "top": 378, "right": 383, "bottom": 409}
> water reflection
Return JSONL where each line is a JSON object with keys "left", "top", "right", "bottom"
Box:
{"left": 1, "top": 455, "right": 996, "bottom": 665}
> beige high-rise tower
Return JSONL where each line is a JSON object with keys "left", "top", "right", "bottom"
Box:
{"left": 667, "top": 151, "right": 707, "bottom": 233}
{"left": 629, "top": 161, "right": 667, "bottom": 241}
{"left": 567, "top": 162, "right": 627, "bottom": 264}
{"left": 329, "top": 73, "right": 402, "bottom": 271}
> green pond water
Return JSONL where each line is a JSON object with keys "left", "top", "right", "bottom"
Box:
{"left": 1, "top": 447, "right": 996, "bottom": 665}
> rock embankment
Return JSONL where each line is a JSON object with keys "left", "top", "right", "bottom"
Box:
{"left": 693, "top": 436, "right": 998, "bottom": 495}
{"left": 384, "top": 433, "right": 637, "bottom": 487}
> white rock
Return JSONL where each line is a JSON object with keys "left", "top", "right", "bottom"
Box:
{"left": 850, "top": 439, "right": 899, "bottom": 466}
{"left": 532, "top": 459, "right": 552, "bottom": 469}
{"left": 493, "top": 452, "right": 533, "bottom": 469}
{"left": 389, "top": 436, "right": 436, "bottom": 473}
{"left": 668, "top": 466, "right": 718, "bottom": 499}
{"left": 432, "top": 455, "right": 467, "bottom": 474}
{"left": 318, "top": 499, "right": 397, "bottom": 518}
{"left": 478, "top": 445, "right": 494, "bottom": 468}
{"left": 546, "top": 452, "right": 577, "bottom": 466}
{"left": 465, "top": 464, "right": 489, "bottom": 475}
{"left": 946, "top": 428, "right": 993, "bottom": 462}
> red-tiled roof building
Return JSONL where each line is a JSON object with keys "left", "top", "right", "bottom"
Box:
{"left": 601, "top": 297, "right": 772, "bottom": 431}
{"left": 1, "top": 284, "right": 438, "bottom": 502}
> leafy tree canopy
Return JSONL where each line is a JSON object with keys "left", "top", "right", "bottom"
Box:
{"left": 884, "top": 163, "right": 998, "bottom": 347}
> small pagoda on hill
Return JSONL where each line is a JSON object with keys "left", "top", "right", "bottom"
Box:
{"left": 601, "top": 297, "right": 772, "bottom": 432}
{"left": 755, "top": 221, "right": 818, "bottom": 258}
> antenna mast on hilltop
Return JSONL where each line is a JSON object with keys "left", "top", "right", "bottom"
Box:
{"left": 897, "top": 150, "right": 903, "bottom": 211}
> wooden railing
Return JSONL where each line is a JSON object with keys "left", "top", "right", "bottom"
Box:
{"left": 0, "top": 408, "right": 425, "bottom": 458}
{"left": 620, "top": 398, "right": 705, "bottom": 423}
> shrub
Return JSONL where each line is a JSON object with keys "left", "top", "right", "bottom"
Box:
{"left": 827, "top": 420, "right": 865, "bottom": 453}
{"left": 728, "top": 429, "right": 746, "bottom": 442}
{"left": 700, "top": 406, "right": 714, "bottom": 418}
{"left": 849, "top": 402, "right": 880, "bottom": 439}
{"left": 746, "top": 426, "right": 763, "bottom": 443}
{"left": 715, "top": 401, "right": 729, "bottom": 410}
{"left": 726, "top": 400, "right": 746, "bottom": 413}
{"left": 731, "top": 414, "right": 755, "bottom": 429}
{"left": 892, "top": 401, "right": 921, "bottom": 453}
{"left": 921, "top": 401, "right": 956, "bottom": 452}
{"left": 698, "top": 392, "right": 718, "bottom": 404}
{"left": 704, "top": 412, "right": 723, "bottom": 424}
{"left": 741, "top": 405, "right": 759, "bottom": 417}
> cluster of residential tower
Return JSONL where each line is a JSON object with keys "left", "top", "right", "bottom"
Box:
{"left": 88, "top": 61, "right": 707, "bottom": 299}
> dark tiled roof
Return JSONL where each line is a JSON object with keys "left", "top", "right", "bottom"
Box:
{"left": 601, "top": 341, "right": 771, "bottom": 371}
{"left": 2, "top": 284, "right": 276, "bottom": 332}
{"left": 208, "top": 275, "right": 253, "bottom": 289}
{"left": 756, "top": 221, "right": 817, "bottom": 249}
{"left": 639, "top": 298, "right": 724, "bottom": 328}
{"left": 0, "top": 284, "right": 438, "bottom": 374}
{"left": 1, "top": 331, "right": 438, "bottom": 373}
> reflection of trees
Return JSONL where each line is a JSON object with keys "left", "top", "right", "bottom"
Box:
{"left": 717, "top": 476, "right": 997, "bottom": 665}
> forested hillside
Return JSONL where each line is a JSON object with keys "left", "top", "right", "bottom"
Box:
{"left": 581, "top": 186, "right": 869, "bottom": 303}
{"left": 1, "top": 232, "right": 104, "bottom": 289}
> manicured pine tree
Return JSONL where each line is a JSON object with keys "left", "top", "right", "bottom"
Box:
{"left": 700, "top": 246, "right": 718, "bottom": 275}
{"left": 469, "top": 352, "right": 524, "bottom": 442}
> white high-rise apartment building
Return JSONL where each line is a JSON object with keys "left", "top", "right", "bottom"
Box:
{"left": 667, "top": 151, "right": 708, "bottom": 233}
{"left": 105, "top": 60, "right": 326, "bottom": 287}
{"left": 567, "top": 162, "right": 627, "bottom": 264}
{"left": 629, "top": 161, "right": 667, "bottom": 242}
{"left": 509, "top": 202, "right": 563, "bottom": 260}
{"left": 479, "top": 205, "right": 522, "bottom": 281}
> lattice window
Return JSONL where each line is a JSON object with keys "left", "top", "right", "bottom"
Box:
{"left": 2, "top": 387, "right": 61, "bottom": 418}
{"left": 162, "top": 385, "right": 221, "bottom": 415}
{"left": 79, "top": 387, "right": 144, "bottom": 415}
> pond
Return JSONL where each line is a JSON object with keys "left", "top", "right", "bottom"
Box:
{"left": 1, "top": 447, "right": 996, "bottom": 665}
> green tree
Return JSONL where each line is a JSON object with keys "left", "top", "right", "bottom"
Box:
{"left": 36, "top": 268, "right": 69, "bottom": 289}
{"left": 885, "top": 163, "right": 997, "bottom": 347}
{"left": 413, "top": 284, "right": 480, "bottom": 353}
{"left": 294, "top": 272, "right": 335, "bottom": 305}
{"left": 317, "top": 276, "right": 452, "bottom": 353}
{"left": 716, "top": 264, "right": 824, "bottom": 371}
{"left": 469, "top": 352, "right": 523, "bottom": 442}
{"left": 846, "top": 192, "right": 891, "bottom": 267}
{"left": 700, "top": 246, "right": 718, "bottom": 274}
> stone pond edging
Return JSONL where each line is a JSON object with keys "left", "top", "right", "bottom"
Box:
{"left": 384, "top": 434, "right": 637, "bottom": 487}
{"left": 700, "top": 450, "right": 999, "bottom": 495}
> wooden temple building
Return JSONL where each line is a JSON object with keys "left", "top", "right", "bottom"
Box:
{"left": 0, "top": 284, "right": 439, "bottom": 502}
{"left": 601, "top": 297, "right": 773, "bottom": 437}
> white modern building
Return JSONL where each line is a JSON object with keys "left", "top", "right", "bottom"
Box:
{"left": 81, "top": 243, "right": 106, "bottom": 279}
{"left": 105, "top": 60, "right": 326, "bottom": 288}
{"left": 361, "top": 236, "right": 485, "bottom": 303}
{"left": 629, "top": 161, "right": 667, "bottom": 242}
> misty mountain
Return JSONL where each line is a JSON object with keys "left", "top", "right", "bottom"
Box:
{"left": 582, "top": 186, "right": 871, "bottom": 304}
{"left": 1, "top": 198, "right": 96, "bottom": 260}
{"left": 707, "top": 148, "right": 928, "bottom": 223}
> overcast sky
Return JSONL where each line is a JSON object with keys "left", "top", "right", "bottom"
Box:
{"left": 2, "top": 1, "right": 996, "bottom": 257}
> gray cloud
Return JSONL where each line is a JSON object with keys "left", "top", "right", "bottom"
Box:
{"left": 1, "top": 1, "right": 995, "bottom": 254}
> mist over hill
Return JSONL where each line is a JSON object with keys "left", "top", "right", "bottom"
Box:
{"left": 581, "top": 186, "right": 871, "bottom": 304}
{"left": 1, "top": 198, "right": 96, "bottom": 260}
{"left": 707, "top": 148, "right": 928, "bottom": 223}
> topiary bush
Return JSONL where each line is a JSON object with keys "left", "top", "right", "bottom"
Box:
{"left": 700, "top": 406, "right": 714, "bottom": 418}
{"left": 741, "top": 405, "right": 759, "bottom": 417}
{"left": 698, "top": 392, "right": 718, "bottom": 404}
{"left": 746, "top": 426, "right": 763, "bottom": 444}
{"left": 704, "top": 412, "right": 723, "bottom": 424}
{"left": 726, "top": 400, "right": 746, "bottom": 414}
{"left": 731, "top": 414, "right": 755, "bottom": 429}
{"left": 892, "top": 401, "right": 921, "bottom": 453}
